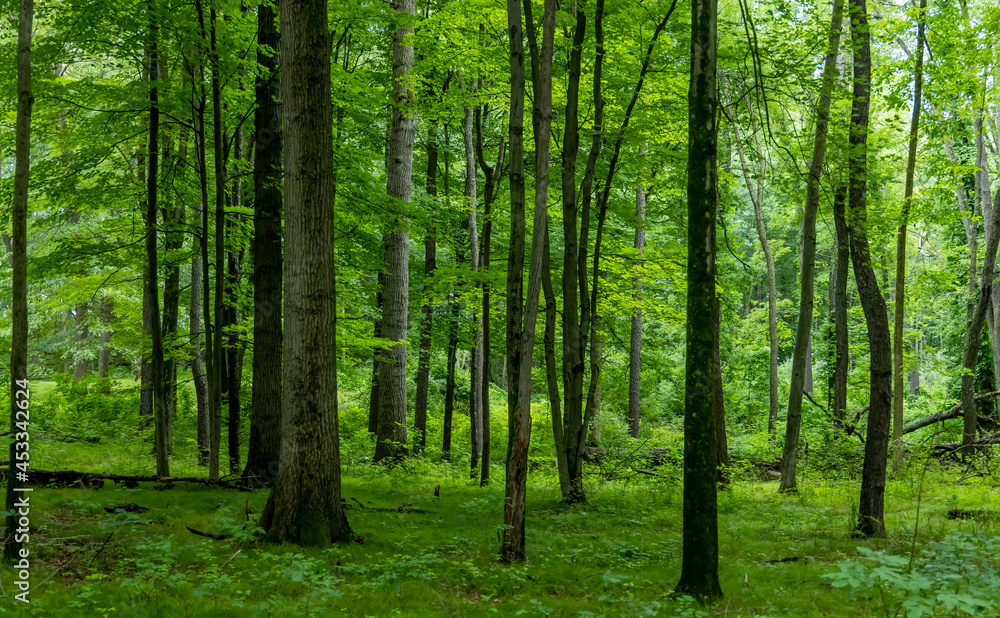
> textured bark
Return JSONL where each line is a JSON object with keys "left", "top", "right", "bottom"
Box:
{"left": 243, "top": 1, "right": 283, "bottom": 486}
{"left": 779, "top": 0, "right": 844, "bottom": 491}
{"left": 892, "top": 0, "right": 925, "bottom": 469}
{"left": 4, "top": 0, "right": 31, "bottom": 564}
{"left": 258, "top": 0, "right": 352, "bottom": 546}
{"left": 675, "top": 0, "right": 722, "bottom": 598}
{"left": 147, "top": 7, "right": 169, "bottom": 478}
{"left": 225, "top": 131, "right": 246, "bottom": 475}
{"left": 414, "top": 127, "right": 438, "bottom": 455}
{"left": 139, "top": 149, "right": 153, "bottom": 430}
{"left": 848, "top": 0, "right": 892, "bottom": 538}
{"left": 375, "top": 0, "right": 417, "bottom": 462}
{"left": 629, "top": 183, "right": 646, "bottom": 438}
{"left": 543, "top": 228, "right": 571, "bottom": 498}
{"left": 500, "top": 0, "right": 554, "bottom": 564}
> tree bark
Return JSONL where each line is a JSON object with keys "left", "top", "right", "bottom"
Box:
{"left": 4, "top": 0, "right": 32, "bottom": 564}
{"left": 500, "top": 0, "right": 554, "bottom": 564}
{"left": 74, "top": 304, "right": 89, "bottom": 381}
{"left": 674, "top": 0, "right": 722, "bottom": 597}
{"left": 830, "top": 187, "right": 849, "bottom": 423}
{"left": 848, "top": 0, "right": 892, "bottom": 538}
{"left": 258, "top": 0, "right": 352, "bottom": 546}
{"left": 779, "top": 0, "right": 844, "bottom": 491}
{"left": 368, "top": 272, "right": 383, "bottom": 435}
{"left": 191, "top": 245, "right": 211, "bottom": 466}
{"left": 629, "top": 183, "right": 646, "bottom": 438}
{"left": 414, "top": 126, "right": 438, "bottom": 456}
{"left": 374, "top": 0, "right": 417, "bottom": 463}
{"left": 464, "top": 95, "right": 483, "bottom": 478}
{"left": 442, "top": 293, "right": 460, "bottom": 460}
{"left": 892, "top": 0, "right": 925, "bottom": 470}
{"left": 243, "top": 1, "right": 283, "bottom": 486}
{"left": 147, "top": 4, "right": 169, "bottom": 479}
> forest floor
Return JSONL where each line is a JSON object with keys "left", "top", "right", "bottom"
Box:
{"left": 3, "top": 381, "right": 1000, "bottom": 616}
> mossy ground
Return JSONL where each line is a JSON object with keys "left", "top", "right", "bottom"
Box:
{"left": 2, "top": 380, "right": 999, "bottom": 616}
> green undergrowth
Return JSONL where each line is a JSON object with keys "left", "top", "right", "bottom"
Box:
{"left": 3, "top": 457, "right": 1000, "bottom": 617}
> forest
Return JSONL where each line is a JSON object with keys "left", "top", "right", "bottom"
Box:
{"left": 2, "top": 0, "right": 1000, "bottom": 614}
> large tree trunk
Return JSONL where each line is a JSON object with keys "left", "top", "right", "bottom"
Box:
{"left": 147, "top": 5, "right": 169, "bottom": 478}
{"left": 243, "top": 1, "right": 283, "bottom": 485}
{"left": 374, "top": 0, "right": 417, "bottom": 463}
{"left": 674, "top": 0, "right": 721, "bottom": 598}
{"left": 892, "top": 0, "right": 925, "bottom": 469}
{"left": 779, "top": 0, "right": 844, "bottom": 491}
{"left": 629, "top": 182, "right": 645, "bottom": 438}
{"left": 848, "top": 0, "right": 893, "bottom": 538}
{"left": 500, "top": 0, "right": 554, "bottom": 564}
{"left": 4, "top": 0, "right": 32, "bottom": 564}
{"left": 258, "top": 0, "right": 351, "bottom": 546}
{"left": 413, "top": 126, "right": 438, "bottom": 456}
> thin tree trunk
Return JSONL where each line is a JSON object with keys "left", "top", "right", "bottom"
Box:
{"left": 849, "top": 0, "right": 892, "bottom": 538}
{"left": 147, "top": 4, "right": 169, "bottom": 478}
{"left": 414, "top": 126, "right": 438, "bottom": 455}
{"left": 442, "top": 293, "right": 460, "bottom": 460}
{"left": 4, "top": 0, "right": 32, "bottom": 564}
{"left": 191, "top": 247, "right": 210, "bottom": 466}
{"left": 779, "top": 0, "right": 844, "bottom": 491}
{"left": 543, "top": 226, "right": 571, "bottom": 498}
{"left": 831, "top": 187, "right": 849, "bottom": 423}
{"left": 74, "top": 304, "right": 89, "bottom": 381}
{"left": 226, "top": 130, "right": 245, "bottom": 475}
{"left": 629, "top": 182, "right": 645, "bottom": 438}
{"left": 374, "top": 0, "right": 417, "bottom": 463}
{"left": 368, "top": 272, "right": 383, "bottom": 435}
{"left": 892, "top": 0, "right": 925, "bottom": 470}
{"left": 243, "top": 0, "right": 282, "bottom": 485}
{"left": 464, "top": 96, "right": 483, "bottom": 478}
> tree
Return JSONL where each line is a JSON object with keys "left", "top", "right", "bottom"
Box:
{"left": 375, "top": 0, "right": 418, "bottom": 463}
{"left": 4, "top": 0, "right": 33, "bottom": 565}
{"left": 779, "top": 0, "right": 844, "bottom": 491}
{"left": 500, "top": 0, "right": 554, "bottom": 563}
{"left": 891, "top": 0, "right": 925, "bottom": 469}
{"left": 848, "top": 0, "right": 892, "bottom": 538}
{"left": 243, "top": 1, "right": 283, "bottom": 486}
{"left": 628, "top": 180, "right": 645, "bottom": 439}
{"left": 258, "top": 0, "right": 351, "bottom": 546}
{"left": 674, "top": 0, "right": 722, "bottom": 598}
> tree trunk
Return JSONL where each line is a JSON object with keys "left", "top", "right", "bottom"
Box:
{"left": 374, "top": 0, "right": 417, "bottom": 463}
{"left": 258, "top": 0, "right": 352, "bottom": 546}
{"left": 414, "top": 126, "right": 438, "bottom": 455}
{"left": 830, "top": 187, "right": 849, "bottom": 423}
{"left": 243, "top": 0, "right": 282, "bottom": 485}
{"left": 226, "top": 131, "right": 245, "bottom": 475}
{"left": 98, "top": 300, "right": 112, "bottom": 391}
{"left": 368, "top": 272, "right": 383, "bottom": 435}
{"left": 4, "top": 0, "right": 32, "bottom": 564}
{"left": 442, "top": 294, "right": 460, "bottom": 460}
{"left": 892, "top": 0, "right": 925, "bottom": 470}
{"left": 191, "top": 247, "right": 211, "bottom": 466}
{"left": 848, "top": 0, "right": 892, "bottom": 538}
{"left": 629, "top": 182, "right": 645, "bottom": 438}
{"left": 543, "top": 226, "right": 571, "bottom": 498}
{"left": 464, "top": 97, "right": 483, "bottom": 478}
{"left": 147, "top": 5, "right": 169, "bottom": 478}
{"left": 674, "top": 0, "right": 722, "bottom": 597}
{"left": 779, "top": 0, "right": 844, "bottom": 492}
{"left": 500, "top": 0, "right": 554, "bottom": 564}
{"left": 74, "top": 304, "right": 89, "bottom": 381}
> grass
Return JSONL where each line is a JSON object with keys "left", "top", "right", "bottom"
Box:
{"left": 2, "top": 380, "right": 1000, "bottom": 616}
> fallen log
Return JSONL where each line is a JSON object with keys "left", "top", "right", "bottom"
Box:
{"left": 902, "top": 392, "right": 1000, "bottom": 435}
{"left": 0, "top": 469, "right": 251, "bottom": 491}
{"left": 930, "top": 431, "right": 1000, "bottom": 453}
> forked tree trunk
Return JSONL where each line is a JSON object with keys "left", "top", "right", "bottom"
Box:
{"left": 258, "top": 0, "right": 351, "bottom": 546}
{"left": 779, "top": 0, "right": 844, "bottom": 491}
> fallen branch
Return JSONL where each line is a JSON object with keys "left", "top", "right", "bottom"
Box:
{"left": 3, "top": 469, "right": 251, "bottom": 491}
{"left": 902, "top": 392, "right": 1000, "bottom": 435}
{"left": 930, "top": 431, "right": 1000, "bottom": 453}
